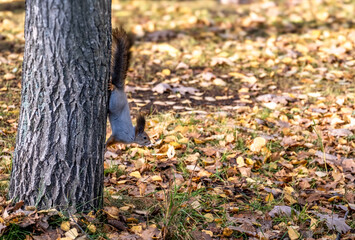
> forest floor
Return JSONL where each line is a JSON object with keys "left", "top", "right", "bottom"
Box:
{"left": 0, "top": 0, "right": 354, "bottom": 239}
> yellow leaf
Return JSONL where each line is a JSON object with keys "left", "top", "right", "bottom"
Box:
{"left": 151, "top": 175, "right": 163, "bottom": 182}
{"left": 129, "top": 171, "right": 142, "bottom": 179}
{"left": 126, "top": 217, "right": 139, "bottom": 223}
{"left": 198, "top": 169, "right": 212, "bottom": 177}
{"left": 202, "top": 230, "right": 213, "bottom": 237}
{"left": 202, "top": 158, "right": 215, "bottom": 165}
{"left": 282, "top": 57, "right": 293, "bottom": 64}
{"left": 162, "top": 69, "right": 171, "bottom": 76}
{"left": 87, "top": 223, "right": 96, "bottom": 233}
{"left": 236, "top": 156, "right": 245, "bottom": 167}
{"left": 223, "top": 227, "right": 233, "bottom": 237}
{"left": 229, "top": 72, "right": 247, "bottom": 79}
{"left": 117, "top": 180, "right": 128, "bottom": 185}
{"left": 178, "top": 137, "right": 189, "bottom": 144}
{"left": 60, "top": 221, "right": 70, "bottom": 232}
{"left": 194, "top": 138, "right": 205, "bottom": 144}
{"left": 265, "top": 193, "right": 274, "bottom": 202}
{"left": 164, "top": 135, "right": 177, "bottom": 143}
{"left": 287, "top": 226, "right": 300, "bottom": 240}
{"left": 119, "top": 206, "right": 130, "bottom": 211}
{"left": 131, "top": 225, "right": 143, "bottom": 234}
{"left": 169, "top": 141, "right": 182, "bottom": 149}
{"left": 245, "top": 158, "right": 254, "bottom": 165}
{"left": 158, "top": 144, "right": 169, "bottom": 153}
{"left": 204, "top": 213, "right": 214, "bottom": 223}
{"left": 250, "top": 137, "right": 267, "bottom": 152}
{"left": 226, "top": 153, "right": 237, "bottom": 160}
{"left": 174, "top": 125, "right": 189, "bottom": 134}
{"left": 328, "top": 196, "right": 341, "bottom": 202}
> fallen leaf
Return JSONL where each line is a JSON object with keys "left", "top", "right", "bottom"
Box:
{"left": 287, "top": 226, "right": 300, "bottom": 240}
{"left": 316, "top": 213, "right": 351, "bottom": 233}
{"left": 61, "top": 221, "right": 70, "bottom": 232}
{"left": 269, "top": 206, "right": 299, "bottom": 217}
{"left": 130, "top": 171, "right": 142, "bottom": 179}
{"left": 64, "top": 228, "right": 78, "bottom": 239}
{"left": 250, "top": 137, "right": 267, "bottom": 152}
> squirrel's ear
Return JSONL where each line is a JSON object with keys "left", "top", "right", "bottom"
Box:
{"left": 136, "top": 115, "right": 146, "bottom": 134}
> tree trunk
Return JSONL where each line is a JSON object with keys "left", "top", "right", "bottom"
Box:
{"left": 9, "top": 0, "right": 111, "bottom": 211}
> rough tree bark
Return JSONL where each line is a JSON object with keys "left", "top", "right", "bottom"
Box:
{"left": 9, "top": 0, "right": 111, "bottom": 211}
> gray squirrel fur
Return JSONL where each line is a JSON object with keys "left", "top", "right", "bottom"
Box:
{"left": 106, "top": 28, "right": 150, "bottom": 148}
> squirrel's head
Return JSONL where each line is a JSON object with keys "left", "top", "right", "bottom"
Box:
{"left": 134, "top": 115, "right": 151, "bottom": 146}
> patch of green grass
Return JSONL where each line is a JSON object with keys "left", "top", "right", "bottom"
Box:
{"left": 346, "top": 134, "right": 355, "bottom": 142}
{"left": 248, "top": 199, "right": 273, "bottom": 213}
{"left": 104, "top": 164, "right": 126, "bottom": 178}
{"left": 257, "top": 108, "right": 271, "bottom": 120}
{"left": 48, "top": 214, "right": 69, "bottom": 227}
{"left": 267, "top": 141, "right": 282, "bottom": 153}
{"left": 210, "top": 167, "right": 227, "bottom": 182}
{"left": 235, "top": 138, "right": 247, "bottom": 152}
{"left": 156, "top": 185, "right": 206, "bottom": 240}
{"left": 0, "top": 224, "right": 31, "bottom": 240}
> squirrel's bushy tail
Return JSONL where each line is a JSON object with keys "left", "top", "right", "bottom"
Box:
{"left": 112, "top": 27, "right": 132, "bottom": 89}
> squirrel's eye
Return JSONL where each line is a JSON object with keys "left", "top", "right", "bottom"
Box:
{"left": 144, "top": 137, "right": 147, "bottom": 139}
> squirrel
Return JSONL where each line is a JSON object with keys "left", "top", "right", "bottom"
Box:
{"left": 105, "top": 28, "right": 151, "bottom": 149}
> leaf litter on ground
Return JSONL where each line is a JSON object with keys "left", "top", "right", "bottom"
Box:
{"left": 0, "top": 0, "right": 355, "bottom": 239}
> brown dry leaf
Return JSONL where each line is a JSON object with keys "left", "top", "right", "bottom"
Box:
{"left": 210, "top": 57, "right": 234, "bottom": 66}
{"left": 200, "top": 147, "right": 216, "bottom": 156}
{"left": 229, "top": 224, "right": 257, "bottom": 237}
{"left": 316, "top": 213, "right": 351, "bottom": 233}
{"left": 284, "top": 186, "right": 297, "bottom": 204}
{"left": 104, "top": 206, "right": 120, "bottom": 219}
{"left": 238, "top": 167, "right": 251, "bottom": 177}
{"left": 141, "top": 226, "right": 161, "bottom": 240}
{"left": 3, "top": 73, "right": 16, "bottom": 80}
{"left": 269, "top": 206, "right": 299, "bottom": 217}
{"left": 190, "top": 230, "right": 212, "bottom": 240}
{"left": 176, "top": 62, "right": 189, "bottom": 70}
{"left": 152, "top": 83, "right": 172, "bottom": 94}
{"left": 185, "top": 152, "right": 200, "bottom": 164}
